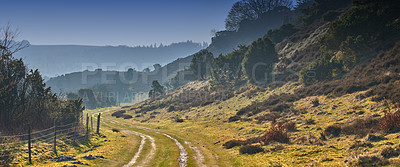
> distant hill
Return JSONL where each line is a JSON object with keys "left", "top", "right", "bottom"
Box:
{"left": 46, "top": 53, "right": 195, "bottom": 104}
{"left": 14, "top": 41, "right": 207, "bottom": 77}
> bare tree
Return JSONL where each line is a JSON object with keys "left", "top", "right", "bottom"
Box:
{"left": 0, "top": 23, "right": 28, "bottom": 56}
{"left": 225, "top": 0, "right": 293, "bottom": 31}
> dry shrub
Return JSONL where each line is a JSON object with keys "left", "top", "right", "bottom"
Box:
{"left": 324, "top": 125, "right": 341, "bottom": 137}
{"left": 255, "top": 112, "right": 280, "bottom": 124}
{"left": 282, "top": 121, "right": 297, "bottom": 131}
{"left": 228, "top": 115, "right": 241, "bottom": 122}
{"left": 341, "top": 118, "right": 380, "bottom": 136}
{"left": 123, "top": 115, "right": 133, "bottom": 119}
{"left": 347, "top": 154, "right": 389, "bottom": 167}
{"left": 294, "top": 134, "right": 324, "bottom": 146}
{"left": 244, "top": 137, "right": 260, "bottom": 145}
{"left": 304, "top": 118, "right": 315, "bottom": 125}
{"left": 270, "top": 144, "right": 285, "bottom": 152}
{"left": 111, "top": 110, "right": 126, "bottom": 118}
{"left": 239, "top": 145, "right": 264, "bottom": 154}
{"left": 348, "top": 140, "right": 373, "bottom": 150}
{"left": 223, "top": 137, "right": 260, "bottom": 149}
{"left": 173, "top": 117, "right": 184, "bottom": 123}
{"left": 237, "top": 93, "right": 298, "bottom": 116}
{"left": 223, "top": 140, "right": 243, "bottom": 149}
{"left": 258, "top": 118, "right": 290, "bottom": 145}
{"left": 311, "top": 98, "right": 320, "bottom": 107}
{"left": 380, "top": 146, "right": 399, "bottom": 158}
{"left": 379, "top": 110, "right": 400, "bottom": 133}
{"left": 363, "top": 134, "right": 385, "bottom": 142}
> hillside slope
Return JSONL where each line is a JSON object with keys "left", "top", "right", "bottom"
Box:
{"left": 107, "top": 0, "right": 400, "bottom": 166}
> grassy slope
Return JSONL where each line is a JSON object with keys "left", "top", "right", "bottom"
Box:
{"left": 108, "top": 80, "right": 400, "bottom": 166}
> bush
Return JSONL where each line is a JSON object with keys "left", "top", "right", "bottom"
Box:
{"left": 239, "top": 145, "right": 264, "bottom": 154}
{"left": 348, "top": 140, "right": 373, "bottom": 150}
{"left": 173, "top": 116, "right": 184, "bottom": 123}
{"left": 381, "top": 146, "right": 398, "bottom": 158}
{"left": 270, "top": 144, "right": 285, "bottom": 152}
{"left": 282, "top": 121, "right": 297, "bottom": 131}
{"left": 259, "top": 119, "right": 290, "bottom": 145}
{"left": 341, "top": 118, "right": 380, "bottom": 136}
{"left": 347, "top": 154, "right": 389, "bottom": 167}
{"left": 311, "top": 98, "right": 320, "bottom": 107}
{"left": 167, "top": 105, "right": 175, "bottom": 112}
{"left": 305, "top": 118, "right": 315, "bottom": 125}
{"left": 379, "top": 110, "right": 400, "bottom": 133}
{"left": 299, "top": 54, "right": 334, "bottom": 85}
{"left": 111, "top": 110, "right": 126, "bottom": 118}
{"left": 223, "top": 140, "right": 244, "bottom": 149}
{"left": 242, "top": 36, "right": 277, "bottom": 85}
{"left": 223, "top": 137, "right": 260, "bottom": 149}
{"left": 228, "top": 115, "right": 241, "bottom": 122}
{"left": 324, "top": 125, "right": 341, "bottom": 137}
{"left": 123, "top": 115, "right": 133, "bottom": 119}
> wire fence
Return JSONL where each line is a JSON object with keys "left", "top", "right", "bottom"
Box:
{"left": 0, "top": 113, "right": 101, "bottom": 166}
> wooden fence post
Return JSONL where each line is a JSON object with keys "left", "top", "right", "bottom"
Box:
{"left": 91, "top": 117, "right": 93, "bottom": 132}
{"left": 28, "top": 124, "right": 32, "bottom": 164}
{"left": 96, "top": 113, "right": 101, "bottom": 134}
{"left": 53, "top": 120, "right": 57, "bottom": 156}
{"left": 86, "top": 114, "right": 89, "bottom": 140}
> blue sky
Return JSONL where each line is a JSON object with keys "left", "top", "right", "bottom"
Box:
{"left": 0, "top": 0, "right": 238, "bottom": 46}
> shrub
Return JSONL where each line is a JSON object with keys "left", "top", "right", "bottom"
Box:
{"left": 239, "top": 145, "right": 264, "bottom": 155}
{"left": 305, "top": 118, "right": 315, "bottom": 125}
{"left": 324, "top": 125, "right": 341, "bottom": 137}
{"left": 255, "top": 112, "right": 280, "bottom": 124}
{"left": 341, "top": 118, "right": 380, "bottom": 136}
{"left": 380, "top": 146, "right": 399, "bottom": 158}
{"left": 228, "top": 115, "right": 241, "bottom": 122}
{"left": 173, "top": 116, "right": 184, "bottom": 123}
{"left": 347, "top": 154, "right": 389, "bottom": 167}
{"left": 282, "top": 121, "right": 297, "bottom": 131}
{"left": 348, "top": 140, "right": 373, "bottom": 150}
{"left": 244, "top": 137, "right": 260, "bottom": 145}
{"left": 223, "top": 140, "right": 244, "bottom": 149}
{"left": 242, "top": 36, "right": 277, "bottom": 85}
{"left": 379, "top": 110, "right": 400, "bottom": 133}
{"left": 270, "top": 144, "right": 285, "bottom": 152}
{"left": 311, "top": 98, "right": 320, "bottom": 107}
{"left": 363, "top": 134, "right": 385, "bottom": 142}
{"left": 123, "top": 115, "right": 133, "bottom": 119}
{"left": 167, "top": 105, "right": 176, "bottom": 112}
{"left": 259, "top": 119, "right": 290, "bottom": 145}
{"left": 111, "top": 110, "right": 126, "bottom": 118}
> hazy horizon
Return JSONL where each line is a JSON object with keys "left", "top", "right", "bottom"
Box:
{"left": 1, "top": 0, "right": 238, "bottom": 46}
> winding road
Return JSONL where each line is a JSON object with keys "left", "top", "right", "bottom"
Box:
{"left": 90, "top": 109, "right": 208, "bottom": 167}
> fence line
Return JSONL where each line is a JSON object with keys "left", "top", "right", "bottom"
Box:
{"left": 0, "top": 115, "right": 101, "bottom": 165}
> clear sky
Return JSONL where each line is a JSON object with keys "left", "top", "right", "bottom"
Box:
{"left": 0, "top": 0, "right": 238, "bottom": 46}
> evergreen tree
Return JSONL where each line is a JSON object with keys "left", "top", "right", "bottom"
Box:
{"left": 149, "top": 80, "right": 165, "bottom": 99}
{"left": 242, "top": 36, "right": 277, "bottom": 85}
{"left": 190, "top": 49, "right": 214, "bottom": 80}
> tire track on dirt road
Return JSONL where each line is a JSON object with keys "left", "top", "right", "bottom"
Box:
{"left": 92, "top": 110, "right": 156, "bottom": 167}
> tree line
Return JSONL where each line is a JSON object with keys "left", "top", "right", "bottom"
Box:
{"left": 0, "top": 25, "right": 84, "bottom": 134}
